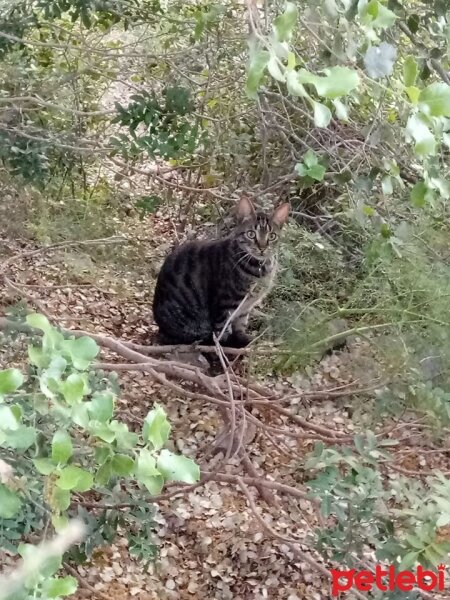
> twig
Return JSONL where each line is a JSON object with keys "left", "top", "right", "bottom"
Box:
{"left": 0, "top": 236, "right": 127, "bottom": 276}
{"left": 237, "top": 478, "right": 367, "bottom": 600}
{"left": 239, "top": 449, "right": 277, "bottom": 506}
{"left": 63, "top": 563, "right": 111, "bottom": 600}
{"left": 0, "top": 94, "right": 114, "bottom": 116}
{"left": 74, "top": 470, "right": 310, "bottom": 509}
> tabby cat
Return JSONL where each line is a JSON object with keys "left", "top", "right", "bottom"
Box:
{"left": 152, "top": 197, "right": 290, "bottom": 348}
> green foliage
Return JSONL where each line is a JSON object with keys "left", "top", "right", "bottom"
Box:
{"left": 2, "top": 0, "right": 450, "bottom": 593}
{"left": 111, "top": 87, "right": 203, "bottom": 160}
{"left": 0, "top": 484, "right": 22, "bottom": 519}
{"left": 273, "top": 2, "right": 298, "bottom": 43}
{"left": 36, "top": 0, "right": 158, "bottom": 29}
{"left": 271, "top": 216, "right": 450, "bottom": 383}
{"left": 0, "top": 314, "right": 199, "bottom": 600}
{"left": 247, "top": 3, "right": 360, "bottom": 124}
{"left": 306, "top": 435, "right": 450, "bottom": 569}
{"left": 135, "top": 195, "right": 163, "bottom": 219}
{"left": 295, "top": 149, "right": 326, "bottom": 182}
{"left": 242, "top": 0, "right": 450, "bottom": 210}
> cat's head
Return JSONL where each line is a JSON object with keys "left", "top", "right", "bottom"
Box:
{"left": 233, "top": 196, "right": 290, "bottom": 259}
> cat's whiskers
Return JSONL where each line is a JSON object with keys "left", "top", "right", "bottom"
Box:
{"left": 232, "top": 249, "right": 252, "bottom": 272}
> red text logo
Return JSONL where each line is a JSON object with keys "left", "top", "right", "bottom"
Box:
{"left": 330, "top": 564, "right": 446, "bottom": 596}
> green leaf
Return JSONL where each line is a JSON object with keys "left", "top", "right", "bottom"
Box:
{"left": 40, "top": 357, "right": 67, "bottom": 399}
{"left": 405, "top": 86, "right": 420, "bottom": 104}
{"left": 405, "top": 533, "right": 427, "bottom": 550}
{"left": 381, "top": 175, "right": 393, "bottom": 195}
{"left": 143, "top": 404, "right": 171, "bottom": 450}
{"left": 140, "top": 473, "right": 164, "bottom": 495}
{"left": 295, "top": 163, "right": 307, "bottom": 177}
{"left": 297, "top": 68, "right": 318, "bottom": 86}
{"left": 431, "top": 176, "right": 450, "bottom": 199}
{"left": 27, "top": 314, "right": 63, "bottom": 352}
{"left": 95, "top": 445, "right": 112, "bottom": 465}
{"left": 312, "top": 67, "right": 359, "bottom": 99}
{"left": 88, "top": 422, "right": 116, "bottom": 443}
{"left": 28, "top": 345, "right": 50, "bottom": 368}
{"left": 423, "top": 543, "right": 446, "bottom": 565}
{"left": 62, "top": 336, "right": 99, "bottom": 370}
{"left": 0, "top": 405, "right": 19, "bottom": 431}
{"left": 110, "top": 421, "right": 138, "bottom": 449}
{"left": 135, "top": 195, "right": 162, "bottom": 218}
{"left": 287, "top": 52, "right": 296, "bottom": 70}
{"left": 399, "top": 550, "right": 419, "bottom": 570}
{"left": 156, "top": 449, "right": 200, "bottom": 484}
{"left": 333, "top": 99, "right": 348, "bottom": 121}
{"left": 59, "top": 373, "right": 88, "bottom": 405}
{"left": 45, "top": 576, "right": 78, "bottom": 598}
{"left": 406, "top": 114, "right": 436, "bottom": 156}
{"left": 354, "top": 434, "right": 365, "bottom": 454}
{"left": 436, "top": 512, "right": 450, "bottom": 527}
{"left": 52, "top": 430, "right": 73, "bottom": 465}
{"left": 312, "top": 102, "right": 332, "bottom": 128}
{"left": 33, "top": 458, "right": 56, "bottom": 475}
{"left": 26, "top": 313, "right": 53, "bottom": 334}
{"left": 135, "top": 449, "right": 164, "bottom": 495}
{"left": 246, "top": 47, "right": 270, "bottom": 98}
{"left": 366, "top": 430, "right": 377, "bottom": 449}
{"left": 267, "top": 55, "right": 285, "bottom": 82}
{"left": 286, "top": 71, "right": 307, "bottom": 97}
{"left": 88, "top": 391, "right": 114, "bottom": 422}
{"left": 432, "top": 494, "right": 450, "bottom": 514}
{"left": 5, "top": 425, "right": 36, "bottom": 450}
{"left": 111, "top": 454, "right": 134, "bottom": 476}
{"left": 273, "top": 2, "right": 298, "bottom": 42}
{"left": 56, "top": 466, "right": 93, "bottom": 492}
{"left": 407, "top": 13, "right": 420, "bottom": 33}
{"left": 51, "top": 486, "right": 72, "bottom": 512}
{"left": 52, "top": 515, "right": 69, "bottom": 532}
{"left": 307, "top": 164, "right": 326, "bottom": 181}
{"left": 411, "top": 181, "right": 433, "bottom": 207}
{"left": 0, "top": 483, "right": 21, "bottom": 518}
{"left": 361, "top": 0, "right": 397, "bottom": 29}
{"left": 403, "top": 56, "right": 418, "bottom": 87}
{"left": 96, "top": 459, "right": 113, "bottom": 486}
{"left": 0, "top": 368, "right": 24, "bottom": 400}
{"left": 71, "top": 403, "right": 90, "bottom": 428}
{"left": 303, "top": 149, "right": 318, "bottom": 167}
{"left": 419, "top": 82, "right": 450, "bottom": 117}
{"left": 135, "top": 449, "right": 160, "bottom": 477}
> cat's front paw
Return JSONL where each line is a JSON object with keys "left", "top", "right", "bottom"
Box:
{"left": 227, "top": 331, "right": 252, "bottom": 348}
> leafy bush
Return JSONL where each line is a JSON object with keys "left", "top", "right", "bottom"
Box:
{"left": 0, "top": 314, "right": 199, "bottom": 599}
{"left": 306, "top": 434, "right": 450, "bottom": 569}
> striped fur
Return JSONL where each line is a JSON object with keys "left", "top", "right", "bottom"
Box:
{"left": 152, "top": 197, "right": 289, "bottom": 348}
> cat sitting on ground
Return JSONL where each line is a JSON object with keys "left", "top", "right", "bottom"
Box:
{"left": 152, "top": 196, "right": 290, "bottom": 348}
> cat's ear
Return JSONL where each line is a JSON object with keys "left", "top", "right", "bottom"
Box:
{"left": 236, "top": 196, "right": 256, "bottom": 221}
{"left": 272, "top": 202, "right": 290, "bottom": 228}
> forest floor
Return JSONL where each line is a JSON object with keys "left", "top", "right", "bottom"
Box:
{"left": 1, "top": 28, "right": 450, "bottom": 600}
{"left": 1, "top": 202, "right": 450, "bottom": 600}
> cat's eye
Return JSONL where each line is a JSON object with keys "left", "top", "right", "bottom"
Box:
{"left": 246, "top": 230, "right": 256, "bottom": 239}
{"left": 269, "top": 232, "right": 277, "bottom": 241}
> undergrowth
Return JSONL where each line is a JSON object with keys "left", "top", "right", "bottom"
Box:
{"left": 264, "top": 212, "right": 450, "bottom": 428}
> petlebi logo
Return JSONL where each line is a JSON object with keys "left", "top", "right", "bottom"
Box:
{"left": 330, "top": 564, "right": 446, "bottom": 596}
